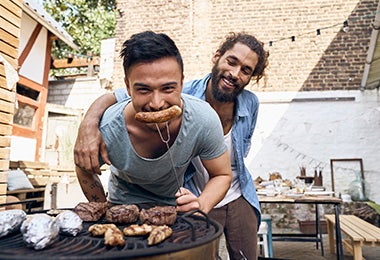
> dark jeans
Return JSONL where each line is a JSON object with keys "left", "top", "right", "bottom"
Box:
{"left": 209, "top": 196, "right": 258, "bottom": 260}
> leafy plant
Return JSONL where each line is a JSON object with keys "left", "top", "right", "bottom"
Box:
{"left": 43, "top": 0, "right": 116, "bottom": 59}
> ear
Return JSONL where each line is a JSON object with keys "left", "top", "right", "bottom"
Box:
{"left": 211, "top": 50, "right": 221, "bottom": 64}
{"left": 124, "top": 77, "right": 131, "bottom": 96}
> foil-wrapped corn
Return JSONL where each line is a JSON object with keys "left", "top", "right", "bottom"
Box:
{"left": 0, "top": 209, "right": 27, "bottom": 238}
{"left": 55, "top": 210, "right": 83, "bottom": 236}
{"left": 20, "top": 214, "right": 59, "bottom": 250}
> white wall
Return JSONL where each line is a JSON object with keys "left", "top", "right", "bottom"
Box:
{"left": 10, "top": 136, "right": 36, "bottom": 161}
{"left": 246, "top": 89, "right": 380, "bottom": 203}
{"left": 47, "top": 77, "right": 108, "bottom": 112}
{"left": 19, "top": 13, "right": 47, "bottom": 85}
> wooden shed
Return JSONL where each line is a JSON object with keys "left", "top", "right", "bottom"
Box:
{"left": 0, "top": 0, "right": 77, "bottom": 205}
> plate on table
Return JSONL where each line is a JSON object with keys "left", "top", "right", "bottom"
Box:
{"left": 311, "top": 186, "right": 325, "bottom": 192}
{"left": 256, "top": 190, "right": 268, "bottom": 196}
{"left": 304, "top": 191, "right": 334, "bottom": 196}
{"left": 285, "top": 192, "right": 304, "bottom": 198}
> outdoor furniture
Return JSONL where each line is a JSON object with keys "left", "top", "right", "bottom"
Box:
{"left": 258, "top": 195, "right": 344, "bottom": 260}
{"left": 325, "top": 214, "right": 380, "bottom": 260}
{"left": 261, "top": 214, "right": 274, "bottom": 257}
{"left": 6, "top": 188, "right": 45, "bottom": 212}
{"left": 258, "top": 221, "right": 269, "bottom": 257}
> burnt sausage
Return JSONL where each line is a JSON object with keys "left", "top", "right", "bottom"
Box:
{"left": 135, "top": 105, "right": 182, "bottom": 123}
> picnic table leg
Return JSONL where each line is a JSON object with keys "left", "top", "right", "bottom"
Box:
{"left": 334, "top": 204, "right": 344, "bottom": 260}
{"left": 352, "top": 241, "right": 363, "bottom": 260}
{"left": 326, "top": 217, "right": 335, "bottom": 254}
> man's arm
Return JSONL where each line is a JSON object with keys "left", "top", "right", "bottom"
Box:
{"left": 74, "top": 93, "right": 117, "bottom": 174}
{"left": 76, "top": 166, "right": 107, "bottom": 202}
{"left": 176, "top": 150, "right": 232, "bottom": 213}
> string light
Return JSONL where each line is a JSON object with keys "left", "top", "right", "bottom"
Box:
{"left": 343, "top": 20, "right": 349, "bottom": 33}
{"left": 266, "top": 10, "right": 379, "bottom": 47}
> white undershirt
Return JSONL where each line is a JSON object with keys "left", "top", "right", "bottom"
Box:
{"left": 191, "top": 128, "right": 241, "bottom": 208}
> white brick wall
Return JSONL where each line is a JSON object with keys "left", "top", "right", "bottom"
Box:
{"left": 247, "top": 89, "right": 380, "bottom": 203}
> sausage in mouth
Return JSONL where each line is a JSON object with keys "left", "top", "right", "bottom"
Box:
{"left": 135, "top": 105, "right": 182, "bottom": 123}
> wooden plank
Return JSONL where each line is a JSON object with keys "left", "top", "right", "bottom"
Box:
{"left": 7, "top": 187, "right": 46, "bottom": 194}
{"left": 52, "top": 57, "right": 100, "bottom": 69}
{"left": 0, "top": 195, "right": 5, "bottom": 205}
{"left": 0, "top": 99, "right": 14, "bottom": 114}
{"left": 0, "top": 16, "right": 19, "bottom": 38}
{"left": 0, "top": 159, "right": 9, "bottom": 170}
{"left": 28, "top": 177, "right": 49, "bottom": 187}
{"left": 0, "top": 123, "right": 12, "bottom": 135}
{"left": 0, "top": 63, "right": 4, "bottom": 78}
{"left": 0, "top": 147, "right": 10, "bottom": 159}
{"left": 0, "top": 183, "right": 6, "bottom": 195}
{"left": 0, "top": 76, "right": 7, "bottom": 91}
{"left": 8, "top": 0, "right": 22, "bottom": 9}
{"left": 0, "top": 28, "right": 19, "bottom": 49}
{"left": 0, "top": 0, "right": 22, "bottom": 18}
{"left": 0, "top": 51, "right": 17, "bottom": 69}
{"left": 0, "top": 171, "right": 7, "bottom": 182}
{"left": 340, "top": 215, "right": 380, "bottom": 242}
{"left": 0, "top": 111, "right": 13, "bottom": 125}
{"left": 0, "top": 5, "right": 21, "bottom": 27}
{"left": 0, "top": 136, "right": 11, "bottom": 147}
{"left": 0, "top": 87, "right": 15, "bottom": 103}
{"left": 18, "top": 160, "right": 49, "bottom": 169}
{"left": 23, "top": 169, "right": 51, "bottom": 176}
{"left": 0, "top": 40, "right": 18, "bottom": 59}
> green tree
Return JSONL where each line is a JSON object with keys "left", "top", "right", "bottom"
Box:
{"left": 44, "top": 0, "right": 116, "bottom": 58}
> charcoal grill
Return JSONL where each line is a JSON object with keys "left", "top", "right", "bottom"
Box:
{"left": 0, "top": 210, "right": 222, "bottom": 259}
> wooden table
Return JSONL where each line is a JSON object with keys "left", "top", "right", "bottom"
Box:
{"left": 258, "top": 194, "right": 344, "bottom": 260}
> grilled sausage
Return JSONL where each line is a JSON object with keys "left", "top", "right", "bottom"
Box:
{"left": 135, "top": 105, "right": 182, "bottom": 123}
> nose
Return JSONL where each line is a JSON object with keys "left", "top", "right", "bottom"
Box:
{"left": 229, "top": 66, "right": 240, "bottom": 79}
{"left": 149, "top": 91, "right": 165, "bottom": 111}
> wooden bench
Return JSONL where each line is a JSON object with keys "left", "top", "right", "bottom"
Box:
{"left": 6, "top": 188, "right": 46, "bottom": 212}
{"left": 325, "top": 214, "right": 380, "bottom": 260}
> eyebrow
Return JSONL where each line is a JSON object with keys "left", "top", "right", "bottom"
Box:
{"left": 133, "top": 81, "right": 179, "bottom": 88}
{"left": 227, "top": 55, "right": 254, "bottom": 73}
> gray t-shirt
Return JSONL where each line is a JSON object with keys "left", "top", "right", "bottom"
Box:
{"left": 99, "top": 94, "right": 226, "bottom": 206}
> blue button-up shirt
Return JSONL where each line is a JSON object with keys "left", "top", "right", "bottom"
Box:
{"left": 183, "top": 74, "right": 261, "bottom": 224}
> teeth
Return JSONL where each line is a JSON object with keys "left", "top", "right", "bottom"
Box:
{"left": 223, "top": 78, "right": 233, "bottom": 86}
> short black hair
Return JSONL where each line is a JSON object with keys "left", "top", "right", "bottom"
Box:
{"left": 218, "top": 32, "right": 269, "bottom": 83}
{"left": 120, "top": 31, "right": 184, "bottom": 76}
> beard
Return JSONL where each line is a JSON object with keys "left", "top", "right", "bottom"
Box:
{"left": 210, "top": 63, "right": 245, "bottom": 102}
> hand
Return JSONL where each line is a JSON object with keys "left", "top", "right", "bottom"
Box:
{"left": 175, "top": 187, "right": 200, "bottom": 213}
{"left": 74, "top": 121, "right": 110, "bottom": 174}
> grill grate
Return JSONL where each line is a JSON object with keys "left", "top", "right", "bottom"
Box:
{"left": 0, "top": 210, "right": 222, "bottom": 259}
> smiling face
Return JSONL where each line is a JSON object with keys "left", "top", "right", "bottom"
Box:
{"left": 210, "top": 42, "right": 259, "bottom": 102}
{"left": 125, "top": 56, "right": 184, "bottom": 119}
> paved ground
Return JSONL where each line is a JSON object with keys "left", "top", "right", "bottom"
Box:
{"left": 218, "top": 234, "right": 380, "bottom": 259}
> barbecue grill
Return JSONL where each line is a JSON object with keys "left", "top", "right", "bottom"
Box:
{"left": 0, "top": 210, "right": 222, "bottom": 259}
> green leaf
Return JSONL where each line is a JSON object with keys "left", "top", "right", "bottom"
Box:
{"left": 366, "top": 201, "right": 380, "bottom": 215}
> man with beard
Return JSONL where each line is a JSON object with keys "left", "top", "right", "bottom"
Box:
{"left": 74, "top": 32, "right": 268, "bottom": 259}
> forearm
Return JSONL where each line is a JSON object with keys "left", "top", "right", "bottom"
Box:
{"left": 74, "top": 93, "right": 117, "bottom": 172}
{"left": 198, "top": 151, "right": 232, "bottom": 213}
{"left": 197, "top": 174, "right": 230, "bottom": 213}
{"left": 81, "top": 93, "right": 117, "bottom": 128}
{"left": 76, "top": 166, "right": 107, "bottom": 202}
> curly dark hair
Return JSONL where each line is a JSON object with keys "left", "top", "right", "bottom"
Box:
{"left": 218, "top": 32, "right": 269, "bottom": 84}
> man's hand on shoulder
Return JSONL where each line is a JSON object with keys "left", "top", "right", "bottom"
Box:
{"left": 74, "top": 118, "right": 110, "bottom": 175}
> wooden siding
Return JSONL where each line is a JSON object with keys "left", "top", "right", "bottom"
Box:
{"left": 0, "top": 0, "right": 22, "bottom": 207}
